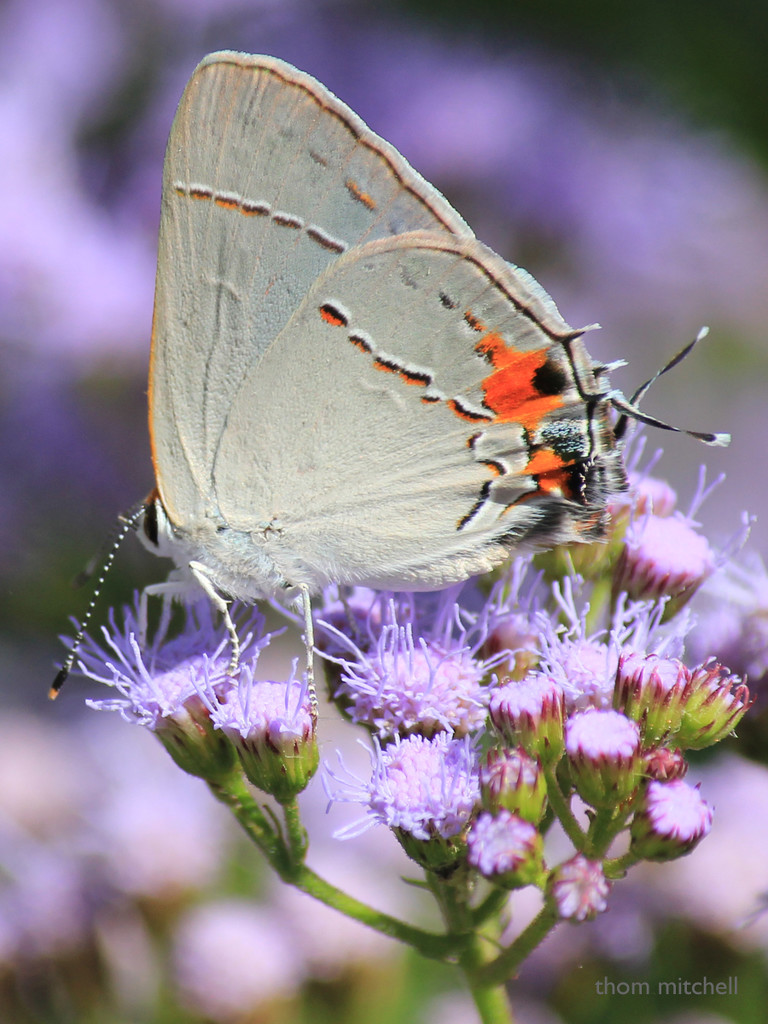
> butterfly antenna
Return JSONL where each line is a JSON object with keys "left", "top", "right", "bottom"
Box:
{"left": 50, "top": 501, "right": 146, "bottom": 700}
{"left": 612, "top": 327, "right": 730, "bottom": 447}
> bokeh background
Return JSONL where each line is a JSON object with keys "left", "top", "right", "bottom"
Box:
{"left": 2, "top": 0, "right": 768, "bottom": 1021}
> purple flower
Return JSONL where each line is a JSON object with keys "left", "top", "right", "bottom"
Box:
{"left": 85, "top": 719, "right": 233, "bottom": 900}
{"left": 0, "top": 711, "right": 232, "bottom": 959}
{"left": 489, "top": 674, "right": 565, "bottom": 765}
{"left": 211, "top": 672, "right": 314, "bottom": 746}
{"left": 317, "top": 590, "right": 500, "bottom": 739}
{"left": 325, "top": 733, "right": 479, "bottom": 843}
{"left": 75, "top": 598, "right": 260, "bottom": 725}
{"left": 644, "top": 747, "right": 688, "bottom": 782}
{"left": 210, "top": 669, "right": 318, "bottom": 801}
{"left": 367, "top": 733, "right": 480, "bottom": 842}
{"left": 688, "top": 552, "right": 768, "bottom": 685}
{"left": 565, "top": 709, "right": 643, "bottom": 808}
{"left": 0, "top": 0, "right": 156, "bottom": 360}
{"left": 480, "top": 558, "right": 543, "bottom": 678}
{"left": 479, "top": 747, "right": 547, "bottom": 823}
{"left": 532, "top": 580, "right": 684, "bottom": 712}
{"left": 312, "top": 586, "right": 383, "bottom": 660}
{"left": 550, "top": 636, "right": 620, "bottom": 711}
{"left": 614, "top": 651, "right": 691, "bottom": 744}
{"left": 482, "top": 609, "right": 541, "bottom": 679}
{"left": 613, "top": 512, "right": 715, "bottom": 609}
{"left": 74, "top": 597, "right": 276, "bottom": 780}
{"left": 617, "top": 651, "right": 690, "bottom": 695}
{"left": 630, "top": 780, "right": 713, "bottom": 861}
{"left": 675, "top": 659, "right": 752, "bottom": 750}
{"left": 467, "top": 810, "right": 544, "bottom": 887}
{"left": 627, "top": 470, "right": 678, "bottom": 518}
{"left": 549, "top": 855, "right": 611, "bottom": 922}
{"left": 565, "top": 709, "right": 641, "bottom": 760}
{"left": 0, "top": 843, "right": 91, "bottom": 961}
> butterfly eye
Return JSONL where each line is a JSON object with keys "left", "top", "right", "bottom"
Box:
{"left": 141, "top": 497, "right": 160, "bottom": 548}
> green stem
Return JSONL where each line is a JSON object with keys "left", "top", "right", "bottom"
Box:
{"left": 462, "top": 934, "right": 515, "bottom": 1024}
{"left": 290, "top": 864, "right": 464, "bottom": 961}
{"left": 207, "top": 773, "right": 284, "bottom": 864}
{"left": 471, "top": 887, "right": 511, "bottom": 928}
{"left": 543, "top": 766, "right": 586, "bottom": 850}
{"left": 586, "top": 792, "right": 639, "bottom": 858}
{"left": 585, "top": 807, "right": 621, "bottom": 858}
{"left": 604, "top": 850, "right": 640, "bottom": 877}
{"left": 476, "top": 904, "right": 559, "bottom": 989}
{"left": 209, "top": 776, "right": 465, "bottom": 961}
{"left": 282, "top": 797, "right": 308, "bottom": 864}
{"left": 427, "top": 871, "right": 514, "bottom": 1024}
{"left": 426, "top": 867, "right": 473, "bottom": 932}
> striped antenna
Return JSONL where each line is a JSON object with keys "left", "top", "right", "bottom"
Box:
{"left": 612, "top": 328, "right": 730, "bottom": 447}
{"left": 50, "top": 502, "right": 146, "bottom": 699}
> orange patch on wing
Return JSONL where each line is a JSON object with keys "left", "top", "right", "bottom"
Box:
{"left": 214, "top": 196, "right": 239, "bottom": 210}
{"left": 534, "top": 473, "right": 570, "bottom": 497}
{"left": 507, "top": 469, "right": 576, "bottom": 506}
{"left": 464, "top": 310, "right": 486, "bottom": 332}
{"left": 525, "top": 448, "right": 566, "bottom": 477}
{"left": 320, "top": 306, "right": 346, "bottom": 327}
{"left": 399, "top": 371, "right": 429, "bottom": 386}
{"left": 241, "top": 201, "right": 269, "bottom": 216}
{"left": 526, "top": 448, "right": 577, "bottom": 499}
{"left": 476, "top": 332, "right": 564, "bottom": 432}
{"left": 345, "top": 179, "right": 376, "bottom": 210}
{"left": 373, "top": 358, "right": 397, "bottom": 373}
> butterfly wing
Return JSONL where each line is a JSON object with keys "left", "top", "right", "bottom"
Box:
{"left": 149, "top": 51, "right": 473, "bottom": 532}
{"left": 212, "top": 231, "right": 624, "bottom": 591}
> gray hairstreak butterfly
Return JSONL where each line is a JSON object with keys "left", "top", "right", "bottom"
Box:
{"left": 52, "top": 51, "right": 728, "bottom": 697}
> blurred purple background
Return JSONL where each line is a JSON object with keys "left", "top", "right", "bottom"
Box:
{"left": 2, "top": 0, "right": 767, "bottom": 1020}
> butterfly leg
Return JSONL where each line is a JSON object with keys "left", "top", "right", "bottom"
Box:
{"left": 189, "top": 560, "right": 241, "bottom": 676}
{"left": 139, "top": 579, "right": 180, "bottom": 649}
{"left": 299, "top": 583, "right": 318, "bottom": 721}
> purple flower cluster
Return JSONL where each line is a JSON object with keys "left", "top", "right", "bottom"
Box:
{"left": 75, "top": 598, "right": 317, "bottom": 800}
{"left": 72, "top": 438, "right": 755, "bottom": 920}
{"left": 51, "top": 446, "right": 757, "bottom": 1024}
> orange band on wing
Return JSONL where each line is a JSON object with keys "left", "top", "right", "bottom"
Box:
{"left": 476, "top": 332, "right": 564, "bottom": 432}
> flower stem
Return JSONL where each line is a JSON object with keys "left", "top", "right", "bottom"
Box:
{"left": 282, "top": 797, "right": 308, "bottom": 864}
{"left": 462, "top": 936, "right": 515, "bottom": 1024}
{"left": 604, "top": 850, "right": 640, "bottom": 877}
{"left": 426, "top": 869, "right": 514, "bottom": 1024}
{"left": 207, "top": 773, "right": 283, "bottom": 862}
{"left": 584, "top": 574, "right": 613, "bottom": 633}
{"left": 586, "top": 807, "right": 620, "bottom": 857}
{"left": 543, "top": 766, "right": 586, "bottom": 850}
{"left": 289, "top": 864, "right": 465, "bottom": 960}
{"left": 475, "top": 904, "right": 559, "bottom": 989}
{"left": 471, "top": 887, "right": 510, "bottom": 927}
{"left": 208, "top": 775, "right": 465, "bottom": 961}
